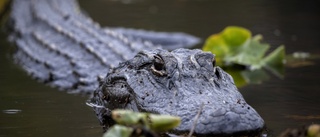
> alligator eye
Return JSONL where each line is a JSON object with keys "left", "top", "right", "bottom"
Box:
{"left": 151, "top": 55, "right": 167, "bottom": 76}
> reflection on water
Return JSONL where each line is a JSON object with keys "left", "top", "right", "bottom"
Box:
{"left": 2, "top": 109, "right": 22, "bottom": 114}
{"left": 1, "top": 0, "right": 320, "bottom": 136}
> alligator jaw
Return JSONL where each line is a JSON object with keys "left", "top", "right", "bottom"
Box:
{"left": 89, "top": 48, "right": 265, "bottom": 135}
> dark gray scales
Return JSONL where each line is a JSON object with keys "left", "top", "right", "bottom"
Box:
{"left": 9, "top": 0, "right": 264, "bottom": 135}
{"left": 89, "top": 49, "right": 264, "bottom": 135}
{"left": 10, "top": 0, "right": 199, "bottom": 93}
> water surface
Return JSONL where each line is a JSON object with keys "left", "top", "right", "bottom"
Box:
{"left": 1, "top": 0, "right": 320, "bottom": 136}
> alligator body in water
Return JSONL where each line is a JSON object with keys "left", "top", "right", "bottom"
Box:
{"left": 8, "top": 0, "right": 264, "bottom": 135}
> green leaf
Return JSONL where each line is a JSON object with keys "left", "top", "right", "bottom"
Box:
{"left": 203, "top": 34, "right": 228, "bottom": 65}
{"left": 202, "top": 26, "right": 286, "bottom": 87}
{"left": 103, "top": 125, "right": 133, "bottom": 137}
{"left": 225, "top": 35, "right": 270, "bottom": 69}
{"left": 203, "top": 26, "right": 251, "bottom": 66}
{"left": 149, "top": 114, "right": 181, "bottom": 132}
{"left": 112, "top": 109, "right": 145, "bottom": 126}
{"left": 221, "top": 26, "right": 251, "bottom": 47}
{"left": 111, "top": 109, "right": 181, "bottom": 132}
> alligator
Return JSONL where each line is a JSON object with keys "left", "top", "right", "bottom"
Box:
{"left": 8, "top": 0, "right": 264, "bottom": 136}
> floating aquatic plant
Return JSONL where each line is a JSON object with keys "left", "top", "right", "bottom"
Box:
{"left": 203, "top": 26, "right": 285, "bottom": 87}
{"left": 103, "top": 109, "right": 181, "bottom": 137}
{"left": 203, "top": 26, "right": 285, "bottom": 71}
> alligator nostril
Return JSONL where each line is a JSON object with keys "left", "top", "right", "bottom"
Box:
{"left": 195, "top": 52, "right": 215, "bottom": 71}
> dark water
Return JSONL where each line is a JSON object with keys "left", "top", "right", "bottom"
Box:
{"left": 1, "top": 0, "right": 320, "bottom": 136}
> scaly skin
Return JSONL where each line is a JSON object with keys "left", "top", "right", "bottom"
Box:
{"left": 9, "top": 0, "right": 264, "bottom": 135}
{"left": 9, "top": 0, "right": 199, "bottom": 93}
{"left": 89, "top": 49, "right": 264, "bottom": 135}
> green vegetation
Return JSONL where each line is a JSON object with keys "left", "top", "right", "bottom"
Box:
{"left": 103, "top": 110, "right": 181, "bottom": 137}
{"left": 203, "top": 26, "right": 285, "bottom": 70}
{"left": 308, "top": 124, "right": 320, "bottom": 137}
{"left": 203, "top": 26, "right": 285, "bottom": 87}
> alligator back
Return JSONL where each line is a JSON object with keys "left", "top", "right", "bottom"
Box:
{"left": 9, "top": 0, "right": 199, "bottom": 94}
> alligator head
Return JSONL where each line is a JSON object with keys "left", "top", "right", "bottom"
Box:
{"left": 88, "top": 48, "right": 264, "bottom": 135}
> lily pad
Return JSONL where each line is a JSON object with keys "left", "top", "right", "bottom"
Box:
{"left": 203, "top": 26, "right": 251, "bottom": 65}
{"left": 225, "top": 35, "right": 270, "bottom": 70}
{"left": 221, "top": 26, "right": 251, "bottom": 47}
{"left": 203, "top": 26, "right": 285, "bottom": 73}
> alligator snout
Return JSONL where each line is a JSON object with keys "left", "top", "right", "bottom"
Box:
{"left": 193, "top": 100, "right": 265, "bottom": 134}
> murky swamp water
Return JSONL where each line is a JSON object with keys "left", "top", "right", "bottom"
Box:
{"left": 1, "top": 0, "right": 320, "bottom": 136}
